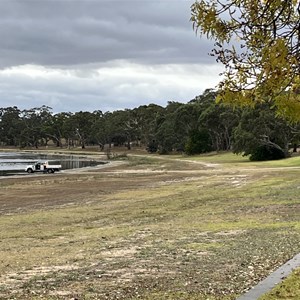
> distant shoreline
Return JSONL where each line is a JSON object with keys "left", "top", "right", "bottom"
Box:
{"left": 0, "top": 150, "right": 108, "bottom": 176}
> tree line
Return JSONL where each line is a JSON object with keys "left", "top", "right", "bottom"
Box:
{"left": 1, "top": 89, "right": 299, "bottom": 160}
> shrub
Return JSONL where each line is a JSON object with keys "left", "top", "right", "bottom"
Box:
{"left": 249, "top": 143, "right": 286, "bottom": 161}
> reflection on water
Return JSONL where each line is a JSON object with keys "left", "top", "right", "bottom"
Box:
{"left": 0, "top": 152, "right": 107, "bottom": 176}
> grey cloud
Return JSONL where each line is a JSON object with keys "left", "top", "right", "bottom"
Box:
{"left": 0, "top": 62, "right": 222, "bottom": 112}
{"left": 0, "top": 0, "right": 222, "bottom": 113}
{"left": 0, "top": 0, "right": 214, "bottom": 68}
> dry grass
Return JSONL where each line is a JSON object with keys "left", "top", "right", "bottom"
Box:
{"left": 0, "top": 152, "right": 300, "bottom": 299}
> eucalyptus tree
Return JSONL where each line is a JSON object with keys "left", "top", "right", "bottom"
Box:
{"left": 0, "top": 106, "right": 22, "bottom": 146}
{"left": 61, "top": 113, "right": 75, "bottom": 148}
{"left": 120, "top": 109, "right": 140, "bottom": 149}
{"left": 185, "top": 128, "right": 213, "bottom": 155}
{"left": 191, "top": 0, "right": 300, "bottom": 121}
{"left": 44, "top": 112, "right": 70, "bottom": 147}
{"left": 186, "top": 89, "right": 239, "bottom": 152}
{"left": 232, "top": 104, "right": 293, "bottom": 160}
{"left": 132, "top": 104, "right": 164, "bottom": 147}
{"left": 101, "top": 110, "right": 125, "bottom": 147}
{"left": 65, "top": 111, "right": 96, "bottom": 148}
{"left": 155, "top": 101, "right": 186, "bottom": 153}
{"left": 20, "top": 106, "right": 52, "bottom": 148}
{"left": 199, "top": 102, "right": 240, "bottom": 151}
{"left": 89, "top": 110, "right": 107, "bottom": 149}
{"left": 174, "top": 102, "right": 203, "bottom": 136}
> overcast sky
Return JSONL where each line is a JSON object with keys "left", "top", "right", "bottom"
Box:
{"left": 0, "top": 0, "right": 223, "bottom": 113}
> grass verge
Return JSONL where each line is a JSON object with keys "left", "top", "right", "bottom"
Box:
{"left": 259, "top": 268, "right": 300, "bottom": 299}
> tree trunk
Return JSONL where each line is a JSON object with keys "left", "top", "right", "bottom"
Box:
{"left": 293, "top": 143, "right": 297, "bottom": 152}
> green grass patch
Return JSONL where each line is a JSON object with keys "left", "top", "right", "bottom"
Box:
{"left": 180, "top": 151, "right": 300, "bottom": 168}
{"left": 180, "top": 151, "right": 250, "bottom": 164}
{"left": 259, "top": 268, "right": 300, "bottom": 299}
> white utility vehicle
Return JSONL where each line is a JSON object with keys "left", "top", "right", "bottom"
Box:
{"left": 25, "top": 161, "right": 62, "bottom": 174}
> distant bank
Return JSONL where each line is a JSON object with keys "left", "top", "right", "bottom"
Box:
{"left": 0, "top": 151, "right": 106, "bottom": 176}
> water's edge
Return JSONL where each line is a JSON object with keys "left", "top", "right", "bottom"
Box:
{"left": 0, "top": 151, "right": 107, "bottom": 176}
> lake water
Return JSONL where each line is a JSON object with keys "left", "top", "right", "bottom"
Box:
{"left": 0, "top": 151, "right": 107, "bottom": 176}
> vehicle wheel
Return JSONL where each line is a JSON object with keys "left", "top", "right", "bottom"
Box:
{"left": 27, "top": 168, "right": 33, "bottom": 173}
{"left": 47, "top": 169, "right": 54, "bottom": 173}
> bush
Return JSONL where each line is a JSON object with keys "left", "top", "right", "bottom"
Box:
{"left": 147, "top": 141, "right": 158, "bottom": 153}
{"left": 185, "top": 129, "right": 212, "bottom": 155}
{"left": 249, "top": 143, "right": 286, "bottom": 161}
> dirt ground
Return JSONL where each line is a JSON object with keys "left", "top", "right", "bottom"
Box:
{"left": 0, "top": 153, "right": 300, "bottom": 300}
{"left": 0, "top": 158, "right": 212, "bottom": 215}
